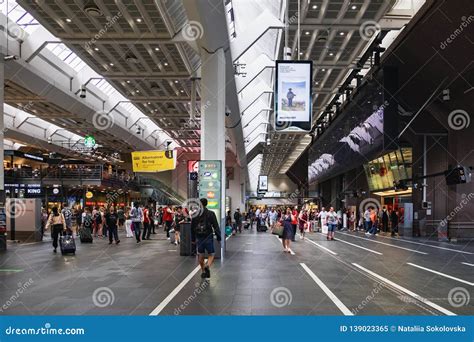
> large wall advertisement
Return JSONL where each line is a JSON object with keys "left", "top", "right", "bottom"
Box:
{"left": 275, "top": 60, "right": 312, "bottom": 132}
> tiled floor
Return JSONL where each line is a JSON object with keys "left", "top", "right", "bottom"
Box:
{"left": 0, "top": 227, "right": 472, "bottom": 316}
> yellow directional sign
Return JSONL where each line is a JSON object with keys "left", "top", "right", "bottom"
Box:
{"left": 131, "top": 150, "right": 176, "bottom": 172}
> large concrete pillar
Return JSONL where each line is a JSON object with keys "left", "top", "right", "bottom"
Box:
{"left": 200, "top": 48, "right": 226, "bottom": 256}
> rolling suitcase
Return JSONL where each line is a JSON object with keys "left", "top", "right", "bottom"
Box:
{"left": 59, "top": 233, "right": 76, "bottom": 255}
{"left": 169, "top": 229, "right": 176, "bottom": 244}
{"left": 79, "top": 227, "right": 93, "bottom": 243}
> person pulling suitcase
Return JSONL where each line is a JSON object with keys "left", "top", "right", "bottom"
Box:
{"left": 45, "top": 206, "right": 67, "bottom": 253}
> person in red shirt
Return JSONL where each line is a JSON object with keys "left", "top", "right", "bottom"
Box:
{"left": 291, "top": 206, "right": 298, "bottom": 242}
{"left": 163, "top": 204, "right": 174, "bottom": 240}
{"left": 142, "top": 205, "right": 151, "bottom": 240}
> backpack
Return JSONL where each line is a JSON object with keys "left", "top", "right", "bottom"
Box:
{"left": 83, "top": 214, "right": 93, "bottom": 229}
{"left": 195, "top": 210, "right": 212, "bottom": 238}
{"left": 94, "top": 212, "right": 102, "bottom": 224}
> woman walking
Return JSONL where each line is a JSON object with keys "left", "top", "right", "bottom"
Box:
{"left": 281, "top": 208, "right": 295, "bottom": 254}
{"left": 45, "top": 206, "right": 66, "bottom": 253}
{"left": 173, "top": 206, "right": 185, "bottom": 245}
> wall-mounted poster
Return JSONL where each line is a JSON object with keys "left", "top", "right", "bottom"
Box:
{"left": 258, "top": 175, "right": 268, "bottom": 192}
{"left": 275, "top": 60, "right": 312, "bottom": 132}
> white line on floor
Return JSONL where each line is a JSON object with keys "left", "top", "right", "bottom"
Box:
{"left": 461, "top": 262, "right": 474, "bottom": 267}
{"left": 302, "top": 236, "right": 338, "bottom": 255}
{"left": 317, "top": 233, "right": 382, "bottom": 255}
{"left": 338, "top": 232, "right": 428, "bottom": 255}
{"left": 352, "top": 263, "right": 456, "bottom": 316}
{"left": 300, "top": 263, "right": 353, "bottom": 316}
{"left": 406, "top": 262, "right": 474, "bottom": 286}
{"left": 150, "top": 234, "right": 232, "bottom": 315}
{"left": 149, "top": 265, "right": 201, "bottom": 315}
{"left": 369, "top": 233, "right": 473, "bottom": 255}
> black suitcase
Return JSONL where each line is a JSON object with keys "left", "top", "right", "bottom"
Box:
{"left": 59, "top": 234, "right": 76, "bottom": 255}
{"left": 79, "top": 227, "right": 93, "bottom": 243}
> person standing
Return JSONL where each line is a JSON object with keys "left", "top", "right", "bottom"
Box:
{"left": 117, "top": 206, "right": 125, "bottom": 231}
{"left": 105, "top": 207, "right": 120, "bottom": 245}
{"left": 163, "top": 204, "right": 174, "bottom": 240}
{"left": 174, "top": 206, "right": 185, "bottom": 245}
{"left": 366, "top": 208, "right": 378, "bottom": 236}
{"left": 233, "top": 208, "right": 242, "bottom": 233}
{"left": 363, "top": 208, "right": 372, "bottom": 233}
{"left": 286, "top": 88, "right": 296, "bottom": 107}
{"left": 255, "top": 207, "right": 261, "bottom": 231}
{"left": 291, "top": 206, "right": 298, "bottom": 242}
{"left": 326, "top": 207, "right": 337, "bottom": 240}
{"left": 298, "top": 209, "right": 308, "bottom": 239}
{"left": 268, "top": 207, "right": 278, "bottom": 231}
{"left": 318, "top": 207, "right": 328, "bottom": 234}
{"left": 142, "top": 205, "right": 151, "bottom": 240}
{"left": 381, "top": 206, "right": 389, "bottom": 233}
{"left": 390, "top": 209, "right": 399, "bottom": 237}
{"left": 45, "top": 206, "right": 66, "bottom": 253}
{"left": 149, "top": 203, "right": 156, "bottom": 234}
{"left": 124, "top": 207, "right": 134, "bottom": 238}
{"left": 191, "top": 198, "right": 221, "bottom": 279}
{"left": 61, "top": 203, "right": 73, "bottom": 235}
{"left": 130, "top": 202, "right": 143, "bottom": 243}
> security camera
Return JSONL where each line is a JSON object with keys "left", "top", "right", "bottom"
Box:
{"left": 47, "top": 137, "right": 52, "bottom": 144}
{"left": 225, "top": 109, "right": 231, "bottom": 117}
{"left": 4, "top": 55, "right": 19, "bottom": 62}
{"left": 80, "top": 85, "right": 86, "bottom": 98}
{"left": 266, "top": 138, "right": 271, "bottom": 146}
{"left": 136, "top": 126, "right": 142, "bottom": 135}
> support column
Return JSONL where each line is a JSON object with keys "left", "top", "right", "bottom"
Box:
{"left": 200, "top": 48, "right": 226, "bottom": 257}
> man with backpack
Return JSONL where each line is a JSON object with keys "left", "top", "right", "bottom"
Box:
{"left": 191, "top": 198, "right": 221, "bottom": 279}
{"left": 233, "top": 208, "right": 242, "bottom": 234}
{"left": 130, "top": 202, "right": 143, "bottom": 243}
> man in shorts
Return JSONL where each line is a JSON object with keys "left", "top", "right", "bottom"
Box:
{"left": 191, "top": 198, "right": 222, "bottom": 279}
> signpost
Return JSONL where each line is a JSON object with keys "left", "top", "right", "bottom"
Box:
{"left": 198, "top": 160, "right": 224, "bottom": 259}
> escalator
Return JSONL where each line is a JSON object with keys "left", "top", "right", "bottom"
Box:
{"left": 138, "top": 177, "right": 185, "bottom": 205}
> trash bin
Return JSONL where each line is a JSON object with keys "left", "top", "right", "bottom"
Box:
{"left": 180, "top": 222, "right": 193, "bottom": 256}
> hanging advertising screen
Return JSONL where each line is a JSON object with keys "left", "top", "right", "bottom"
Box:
{"left": 275, "top": 60, "right": 312, "bottom": 132}
{"left": 258, "top": 175, "right": 268, "bottom": 192}
{"left": 131, "top": 150, "right": 176, "bottom": 172}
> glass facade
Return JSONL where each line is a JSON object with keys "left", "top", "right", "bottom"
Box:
{"left": 364, "top": 148, "right": 412, "bottom": 191}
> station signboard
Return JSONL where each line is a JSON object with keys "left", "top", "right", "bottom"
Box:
{"left": 198, "top": 160, "right": 222, "bottom": 220}
{"left": 131, "top": 150, "right": 176, "bottom": 172}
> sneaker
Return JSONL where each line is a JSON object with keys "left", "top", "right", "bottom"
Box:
{"left": 53, "top": 248, "right": 57, "bottom": 253}
{"left": 201, "top": 271, "right": 207, "bottom": 279}
{"left": 167, "top": 237, "right": 171, "bottom": 240}
{"left": 116, "top": 240, "right": 120, "bottom": 245}
{"left": 365, "top": 232, "right": 371, "bottom": 236}
{"left": 204, "top": 266, "right": 211, "bottom": 278}
{"left": 174, "top": 241, "right": 178, "bottom": 246}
